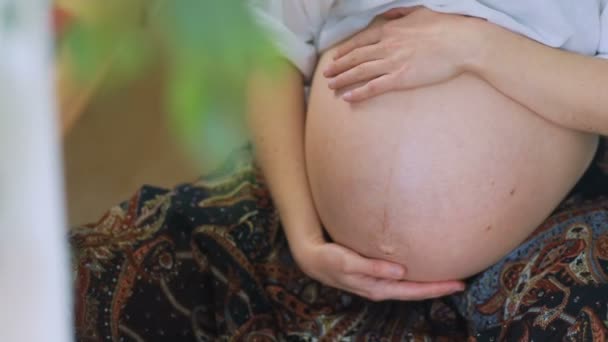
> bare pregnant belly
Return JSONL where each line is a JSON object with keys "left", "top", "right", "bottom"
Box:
{"left": 305, "top": 48, "right": 599, "bottom": 281}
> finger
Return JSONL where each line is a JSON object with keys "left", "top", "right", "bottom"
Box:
{"left": 328, "top": 60, "right": 389, "bottom": 90}
{"left": 338, "top": 274, "right": 393, "bottom": 300}
{"left": 333, "top": 26, "right": 382, "bottom": 61}
{"left": 341, "top": 252, "right": 406, "bottom": 280}
{"left": 343, "top": 74, "right": 398, "bottom": 102}
{"left": 325, "top": 46, "right": 386, "bottom": 79}
{"left": 382, "top": 7, "right": 419, "bottom": 19}
{"left": 324, "top": 44, "right": 384, "bottom": 78}
{"left": 389, "top": 280, "right": 466, "bottom": 301}
{"left": 353, "top": 277, "right": 466, "bottom": 302}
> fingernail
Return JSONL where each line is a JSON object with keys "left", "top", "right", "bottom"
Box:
{"left": 328, "top": 79, "right": 336, "bottom": 88}
{"left": 323, "top": 68, "right": 331, "bottom": 77}
{"left": 390, "top": 266, "right": 404, "bottom": 278}
{"left": 343, "top": 91, "right": 353, "bottom": 101}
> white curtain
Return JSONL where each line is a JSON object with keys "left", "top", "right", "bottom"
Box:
{"left": 0, "top": 0, "right": 72, "bottom": 341}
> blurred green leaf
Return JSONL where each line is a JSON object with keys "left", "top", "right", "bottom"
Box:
{"left": 102, "top": 30, "right": 155, "bottom": 87}
{"left": 63, "top": 21, "right": 111, "bottom": 80}
{"left": 62, "top": 0, "right": 279, "bottom": 167}
{"left": 159, "top": 0, "right": 277, "bottom": 165}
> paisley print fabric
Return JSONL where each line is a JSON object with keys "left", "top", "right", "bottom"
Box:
{"left": 72, "top": 142, "right": 608, "bottom": 341}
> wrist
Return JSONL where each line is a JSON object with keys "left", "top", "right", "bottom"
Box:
{"left": 284, "top": 221, "right": 325, "bottom": 247}
{"left": 286, "top": 228, "right": 325, "bottom": 273}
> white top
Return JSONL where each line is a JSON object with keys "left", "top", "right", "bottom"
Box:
{"left": 250, "top": 0, "right": 608, "bottom": 79}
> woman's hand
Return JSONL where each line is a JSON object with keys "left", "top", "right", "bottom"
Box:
{"left": 324, "top": 7, "right": 484, "bottom": 102}
{"left": 290, "top": 235, "right": 465, "bottom": 302}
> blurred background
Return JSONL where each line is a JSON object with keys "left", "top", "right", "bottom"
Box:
{"left": 57, "top": 0, "right": 274, "bottom": 224}
{"left": 1, "top": 1, "right": 275, "bottom": 340}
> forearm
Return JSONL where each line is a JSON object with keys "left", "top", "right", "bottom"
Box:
{"left": 247, "top": 61, "right": 324, "bottom": 245}
{"left": 469, "top": 21, "right": 608, "bottom": 134}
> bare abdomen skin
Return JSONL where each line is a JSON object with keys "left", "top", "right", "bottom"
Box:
{"left": 305, "top": 48, "right": 598, "bottom": 281}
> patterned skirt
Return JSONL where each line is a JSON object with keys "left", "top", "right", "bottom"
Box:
{"left": 72, "top": 142, "right": 608, "bottom": 341}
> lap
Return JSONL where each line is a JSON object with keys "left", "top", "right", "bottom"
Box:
{"left": 72, "top": 143, "right": 608, "bottom": 341}
{"left": 455, "top": 199, "right": 608, "bottom": 340}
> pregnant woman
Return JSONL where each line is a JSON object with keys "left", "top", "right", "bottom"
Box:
{"left": 73, "top": 1, "right": 608, "bottom": 341}
{"left": 307, "top": 15, "right": 597, "bottom": 282}
{"left": 250, "top": 0, "right": 605, "bottom": 292}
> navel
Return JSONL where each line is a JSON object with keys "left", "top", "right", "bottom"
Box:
{"left": 378, "top": 243, "right": 396, "bottom": 256}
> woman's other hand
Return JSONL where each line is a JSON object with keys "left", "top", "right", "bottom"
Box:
{"left": 290, "top": 235, "right": 465, "bottom": 301}
{"left": 324, "top": 7, "right": 484, "bottom": 102}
